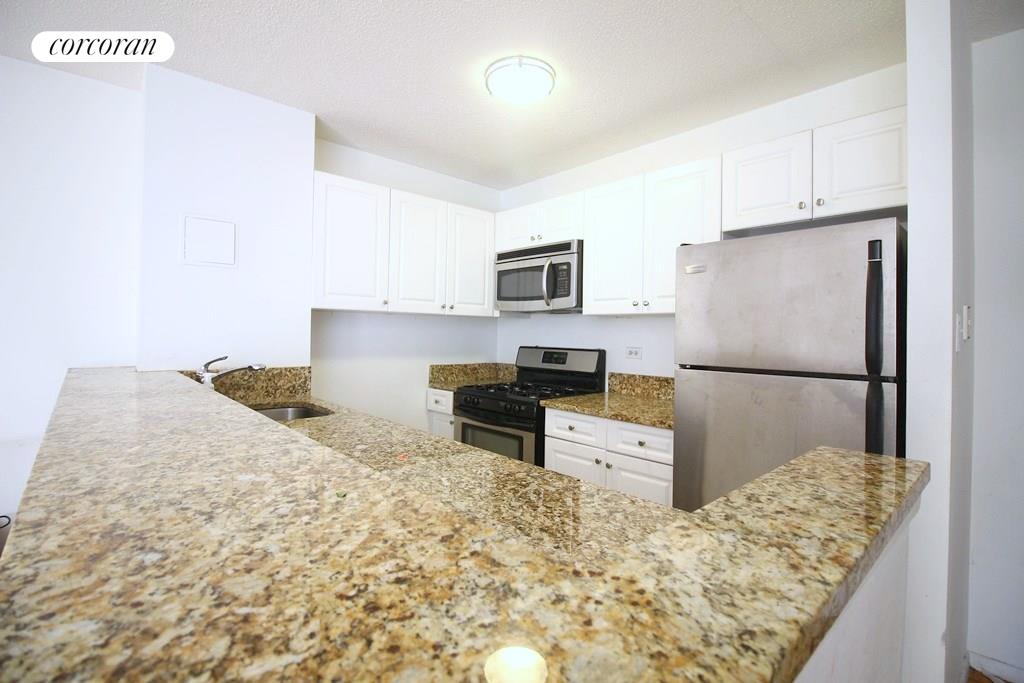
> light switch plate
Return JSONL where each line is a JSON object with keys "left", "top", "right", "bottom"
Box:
{"left": 183, "top": 216, "right": 236, "bottom": 267}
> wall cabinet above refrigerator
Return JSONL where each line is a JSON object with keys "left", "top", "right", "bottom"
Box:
{"left": 722, "top": 107, "right": 907, "bottom": 231}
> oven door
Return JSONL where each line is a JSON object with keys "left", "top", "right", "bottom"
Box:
{"left": 454, "top": 414, "right": 537, "bottom": 466}
{"left": 495, "top": 253, "right": 579, "bottom": 312}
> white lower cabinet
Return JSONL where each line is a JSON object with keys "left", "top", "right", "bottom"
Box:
{"left": 544, "top": 409, "right": 673, "bottom": 506}
{"left": 545, "top": 438, "right": 607, "bottom": 486}
{"left": 604, "top": 451, "right": 673, "bottom": 506}
{"left": 426, "top": 388, "right": 454, "bottom": 439}
{"left": 429, "top": 411, "right": 455, "bottom": 439}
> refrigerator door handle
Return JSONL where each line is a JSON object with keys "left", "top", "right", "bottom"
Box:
{"left": 865, "top": 239, "right": 883, "bottom": 376}
{"left": 865, "top": 380, "right": 885, "bottom": 454}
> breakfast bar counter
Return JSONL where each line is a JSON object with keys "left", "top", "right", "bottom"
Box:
{"left": 0, "top": 368, "right": 928, "bottom": 682}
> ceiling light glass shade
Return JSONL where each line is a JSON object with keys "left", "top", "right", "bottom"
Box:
{"left": 485, "top": 56, "right": 555, "bottom": 104}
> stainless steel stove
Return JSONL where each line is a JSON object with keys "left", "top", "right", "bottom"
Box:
{"left": 454, "top": 346, "right": 606, "bottom": 467}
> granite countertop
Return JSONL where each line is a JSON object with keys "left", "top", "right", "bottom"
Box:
{"left": 542, "top": 372, "right": 675, "bottom": 429}
{"left": 427, "top": 362, "right": 516, "bottom": 391}
{"left": 0, "top": 368, "right": 929, "bottom": 682}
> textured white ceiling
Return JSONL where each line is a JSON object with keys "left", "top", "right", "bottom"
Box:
{"left": 2, "top": 1, "right": 1021, "bottom": 189}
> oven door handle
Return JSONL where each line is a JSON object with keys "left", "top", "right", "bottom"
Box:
{"left": 541, "top": 257, "right": 552, "bottom": 307}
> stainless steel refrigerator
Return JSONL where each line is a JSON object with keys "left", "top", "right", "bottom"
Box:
{"left": 673, "top": 218, "right": 905, "bottom": 511}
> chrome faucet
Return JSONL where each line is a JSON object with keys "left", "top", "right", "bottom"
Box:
{"left": 198, "top": 356, "right": 267, "bottom": 387}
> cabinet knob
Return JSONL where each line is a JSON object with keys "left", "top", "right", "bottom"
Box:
{"left": 632, "top": 300, "right": 639, "bottom": 307}
{"left": 594, "top": 458, "right": 602, "bottom": 464}
{"left": 434, "top": 399, "right": 441, "bottom": 404}
{"left": 567, "top": 425, "right": 575, "bottom": 431}
{"left": 383, "top": 299, "right": 388, "bottom": 305}
{"left": 449, "top": 420, "right": 454, "bottom": 425}
{"left": 642, "top": 301, "right": 649, "bottom": 307}
{"left": 448, "top": 304, "right": 454, "bottom": 309}
{"left": 605, "top": 462, "right": 613, "bottom": 469}
{"left": 816, "top": 198, "right": 825, "bottom": 207}
{"left": 798, "top": 201, "right": 807, "bottom": 210}
{"left": 441, "top": 304, "right": 446, "bottom": 309}
{"left": 537, "top": 234, "right": 542, "bottom": 240}
{"left": 530, "top": 235, "right": 536, "bottom": 241}
{"left": 637, "top": 440, "right": 646, "bottom": 447}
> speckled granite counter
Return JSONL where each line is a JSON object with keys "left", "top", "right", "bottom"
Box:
{"left": 428, "top": 362, "right": 516, "bottom": 391}
{"left": 0, "top": 368, "right": 928, "bottom": 682}
{"left": 543, "top": 373, "right": 675, "bottom": 429}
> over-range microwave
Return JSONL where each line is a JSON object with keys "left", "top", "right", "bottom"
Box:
{"left": 495, "top": 240, "right": 583, "bottom": 312}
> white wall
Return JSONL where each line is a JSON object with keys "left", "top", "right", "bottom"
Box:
{"left": 902, "top": 1, "right": 975, "bottom": 682}
{"left": 967, "top": 28, "right": 1024, "bottom": 683}
{"left": 311, "top": 311, "right": 497, "bottom": 430}
{"left": 137, "top": 66, "right": 315, "bottom": 371}
{"left": 500, "top": 64, "right": 906, "bottom": 208}
{"left": 0, "top": 56, "right": 142, "bottom": 519}
{"left": 315, "top": 139, "right": 501, "bottom": 211}
{"left": 496, "top": 315, "right": 675, "bottom": 378}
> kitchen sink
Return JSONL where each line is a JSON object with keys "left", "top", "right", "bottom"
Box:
{"left": 255, "top": 405, "right": 333, "bottom": 422}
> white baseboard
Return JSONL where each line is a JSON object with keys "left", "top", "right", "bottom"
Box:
{"left": 970, "top": 651, "right": 1024, "bottom": 683}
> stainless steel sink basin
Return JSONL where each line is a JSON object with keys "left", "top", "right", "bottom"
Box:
{"left": 255, "top": 405, "right": 332, "bottom": 422}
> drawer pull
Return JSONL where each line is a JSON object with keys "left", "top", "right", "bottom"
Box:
{"left": 637, "top": 440, "right": 646, "bottom": 447}
{"left": 605, "top": 462, "right": 613, "bottom": 469}
{"left": 594, "top": 458, "right": 602, "bottom": 464}
{"left": 567, "top": 425, "right": 575, "bottom": 431}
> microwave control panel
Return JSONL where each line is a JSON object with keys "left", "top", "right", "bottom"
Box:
{"left": 552, "top": 263, "right": 571, "bottom": 297}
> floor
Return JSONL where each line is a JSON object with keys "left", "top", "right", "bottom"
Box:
{"left": 969, "top": 668, "right": 998, "bottom": 683}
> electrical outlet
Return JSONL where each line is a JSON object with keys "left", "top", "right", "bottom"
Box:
{"left": 626, "top": 346, "right": 643, "bottom": 360}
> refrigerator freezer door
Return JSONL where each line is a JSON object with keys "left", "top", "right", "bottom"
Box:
{"left": 673, "top": 368, "right": 897, "bottom": 511}
{"left": 675, "top": 218, "right": 900, "bottom": 377}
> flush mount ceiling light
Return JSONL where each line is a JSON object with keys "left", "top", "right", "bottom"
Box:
{"left": 485, "top": 56, "right": 556, "bottom": 105}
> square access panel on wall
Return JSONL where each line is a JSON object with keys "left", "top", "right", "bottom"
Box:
{"left": 183, "top": 215, "right": 236, "bottom": 266}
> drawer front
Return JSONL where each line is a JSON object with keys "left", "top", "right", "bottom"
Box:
{"left": 544, "top": 438, "right": 606, "bottom": 486}
{"left": 545, "top": 409, "right": 606, "bottom": 448}
{"left": 426, "top": 388, "right": 453, "bottom": 415}
{"left": 606, "top": 420, "right": 673, "bottom": 465}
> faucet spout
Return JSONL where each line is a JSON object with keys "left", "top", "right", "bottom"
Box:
{"left": 196, "top": 356, "right": 267, "bottom": 387}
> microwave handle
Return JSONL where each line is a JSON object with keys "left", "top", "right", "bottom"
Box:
{"left": 541, "top": 257, "right": 552, "bottom": 307}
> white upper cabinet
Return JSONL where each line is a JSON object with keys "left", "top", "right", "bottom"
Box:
{"left": 583, "top": 176, "right": 645, "bottom": 315}
{"left": 495, "top": 192, "right": 583, "bottom": 252}
{"left": 811, "top": 107, "right": 907, "bottom": 218}
{"left": 446, "top": 204, "right": 495, "bottom": 317}
{"left": 388, "top": 190, "right": 448, "bottom": 314}
{"left": 536, "top": 192, "right": 584, "bottom": 245}
{"left": 312, "top": 172, "right": 391, "bottom": 311}
{"left": 642, "top": 158, "right": 721, "bottom": 314}
{"left": 495, "top": 204, "right": 539, "bottom": 252}
{"left": 722, "top": 130, "right": 813, "bottom": 231}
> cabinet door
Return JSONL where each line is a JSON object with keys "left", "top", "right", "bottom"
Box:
{"left": 642, "top": 158, "right": 721, "bottom": 314}
{"left": 605, "top": 451, "right": 673, "bottom": 506}
{"left": 544, "top": 438, "right": 606, "bottom": 486}
{"left": 722, "top": 130, "right": 812, "bottom": 231}
{"left": 312, "top": 172, "right": 390, "bottom": 311}
{"left": 536, "top": 192, "right": 584, "bottom": 245}
{"left": 812, "top": 107, "right": 908, "bottom": 218}
{"left": 583, "top": 176, "right": 645, "bottom": 315}
{"left": 446, "top": 204, "right": 495, "bottom": 317}
{"left": 429, "top": 411, "right": 455, "bottom": 439}
{"left": 495, "top": 204, "right": 541, "bottom": 252}
{"left": 388, "top": 190, "right": 448, "bottom": 314}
